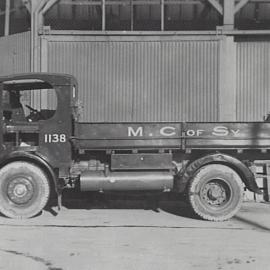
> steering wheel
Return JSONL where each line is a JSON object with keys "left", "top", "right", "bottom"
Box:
{"left": 25, "top": 105, "right": 44, "bottom": 121}
{"left": 25, "top": 104, "right": 39, "bottom": 113}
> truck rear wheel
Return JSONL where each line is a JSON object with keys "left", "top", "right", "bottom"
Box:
{"left": 0, "top": 161, "right": 50, "bottom": 219}
{"left": 188, "top": 164, "right": 243, "bottom": 221}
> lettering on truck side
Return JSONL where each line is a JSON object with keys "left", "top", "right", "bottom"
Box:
{"left": 186, "top": 126, "right": 241, "bottom": 137}
{"left": 127, "top": 126, "right": 241, "bottom": 138}
{"left": 128, "top": 126, "right": 177, "bottom": 137}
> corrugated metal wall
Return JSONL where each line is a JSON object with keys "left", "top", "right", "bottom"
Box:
{"left": 236, "top": 42, "right": 270, "bottom": 121}
{"left": 47, "top": 38, "right": 220, "bottom": 122}
{"left": 1, "top": 33, "right": 270, "bottom": 123}
{"left": 0, "top": 32, "right": 30, "bottom": 75}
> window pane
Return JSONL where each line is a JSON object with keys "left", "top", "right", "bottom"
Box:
{"left": 106, "top": 3, "right": 131, "bottom": 30}
{"left": 2, "top": 84, "right": 57, "bottom": 122}
{"left": 133, "top": 4, "right": 161, "bottom": 31}
{"left": 0, "top": 15, "right": 4, "bottom": 36}
{"left": 10, "top": 0, "right": 30, "bottom": 34}
{"left": 0, "top": 0, "right": 5, "bottom": 36}
{"left": 235, "top": 3, "right": 270, "bottom": 30}
{"left": 165, "top": 3, "right": 221, "bottom": 30}
{"left": 44, "top": 0, "right": 102, "bottom": 30}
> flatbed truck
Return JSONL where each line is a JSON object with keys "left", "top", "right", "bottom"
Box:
{"left": 0, "top": 73, "right": 267, "bottom": 221}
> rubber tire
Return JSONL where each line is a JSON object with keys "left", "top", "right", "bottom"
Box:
{"left": 188, "top": 164, "right": 244, "bottom": 222}
{"left": 0, "top": 161, "right": 50, "bottom": 219}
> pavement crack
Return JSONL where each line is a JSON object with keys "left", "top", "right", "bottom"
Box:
{"left": 0, "top": 249, "right": 63, "bottom": 270}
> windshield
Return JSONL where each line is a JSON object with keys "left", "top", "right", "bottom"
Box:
{"left": 2, "top": 79, "right": 57, "bottom": 122}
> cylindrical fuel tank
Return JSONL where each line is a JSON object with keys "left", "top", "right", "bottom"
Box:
{"left": 80, "top": 171, "right": 174, "bottom": 192}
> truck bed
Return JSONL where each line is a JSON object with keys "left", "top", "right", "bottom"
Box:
{"left": 74, "top": 122, "right": 270, "bottom": 150}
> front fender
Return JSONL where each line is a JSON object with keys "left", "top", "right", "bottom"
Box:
{"left": 176, "top": 153, "right": 261, "bottom": 194}
{"left": 0, "top": 151, "right": 58, "bottom": 193}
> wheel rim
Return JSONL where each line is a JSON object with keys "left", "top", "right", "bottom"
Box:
{"left": 200, "top": 178, "right": 232, "bottom": 208}
{"left": 7, "top": 176, "right": 35, "bottom": 205}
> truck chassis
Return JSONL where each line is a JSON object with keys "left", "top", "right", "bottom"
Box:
{"left": 0, "top": 73, "right": 266, "bottom": 221}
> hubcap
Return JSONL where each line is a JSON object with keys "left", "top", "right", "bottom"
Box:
{"left": 7, "top": 177, "right": 34, "bottom": 205}
{"left": 14, "top": 184, "right": 28, "bottom": 197}
{"left": 201, "top": 180, "right": 229, "bottom": 206}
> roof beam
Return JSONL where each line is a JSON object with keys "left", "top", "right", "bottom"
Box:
{"left": 40, "top": 0, "right": 59, "bottom": 15}
{"left": 22, "top": 0, "right": 31, "bottom": 12}
{"left": 206, "top": 0, "right": 223, "bottom": 15}
{"left": 199, "top": 2, "right": 212, "bottom": 19}
{"left": 235, "top": 0, "right": 250, "bottom": 14}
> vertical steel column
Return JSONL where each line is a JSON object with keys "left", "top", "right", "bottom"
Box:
{"left": 102, "top": 0, "right": 105, "bottom": 31}
{"left": 4, "top": 0, "right": 10, "bottom": 36}
{"left": 31, "top": 0, "right": 46, "bottom": 72}
{"left": 40, "top": 36, "right": 49, "bottom": 109}
{"left": 31, "top": 0, "right": 58, "bottom": 72}
{"left": 223, "top": 0, "right": 234, "bottom": 30}
{"left": 161, "top": 0, "right": 164, "bottom": 31}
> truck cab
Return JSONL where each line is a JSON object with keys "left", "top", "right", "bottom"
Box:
{"left": 0, "top": 73, "right": 76, "bottom": 165}
{"left": 0, "top": 73, "right": 76, "bottom": 218}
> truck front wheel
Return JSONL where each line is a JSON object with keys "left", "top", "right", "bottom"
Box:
{"left": 188, "top": 164, "right": 243, "bottom": 221}
{"left": 0, "top": 161, "right": 50, "bottom": 219}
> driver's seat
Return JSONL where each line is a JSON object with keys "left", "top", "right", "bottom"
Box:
{"left": 11, "top": 106, "right": 27, "bottom": 122}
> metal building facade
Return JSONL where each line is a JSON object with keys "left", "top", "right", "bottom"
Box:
{"left": 1, "top": 32, "right": 270, "bottom": 123}
{"left": 0, "top": 31, "right": 30, "bottom": 75}
{"left": 236, "top": 41, "right": 270, "bottom": 121}
{"left": 44, "top": 36, "right": 220, "bottom": 122}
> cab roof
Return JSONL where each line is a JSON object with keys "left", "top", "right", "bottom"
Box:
{"left": 0, "top": 73, "right": 77, "bottom": 91}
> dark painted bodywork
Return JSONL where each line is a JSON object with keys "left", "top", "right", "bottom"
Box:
{"left": 0, "top": 73, "right": 76, "bottom": 179}
{"left": 0, "top": 73, "right": 265, "bottom": 194}
{"left": 74, "top": 122, "right": 270, "bottom": 150}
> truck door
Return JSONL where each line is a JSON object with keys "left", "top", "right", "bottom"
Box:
{"left": 38, "top": 81, "right": 73, "bottom": 171}
{"left": 0, "top": 75, "right": 74, "bottom": 173}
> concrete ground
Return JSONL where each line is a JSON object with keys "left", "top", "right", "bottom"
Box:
{"left": 0, "top": 193, "right": 270, "bottom": 270}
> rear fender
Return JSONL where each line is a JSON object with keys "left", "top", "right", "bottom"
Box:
{"left": 176, "top": 153, "right": 261, "bottom": 194}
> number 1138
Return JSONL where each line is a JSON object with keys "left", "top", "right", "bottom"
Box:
{"left": 44, "top": 134, "right": 67, "bottom": 143}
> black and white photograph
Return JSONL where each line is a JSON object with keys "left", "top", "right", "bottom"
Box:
{"left": 0, "top": 0, "right": 270, "bottom": 269}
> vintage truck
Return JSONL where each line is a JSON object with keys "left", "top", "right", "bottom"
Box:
{"left": 0, "top": 73, "right": 267, "bottom": 221}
